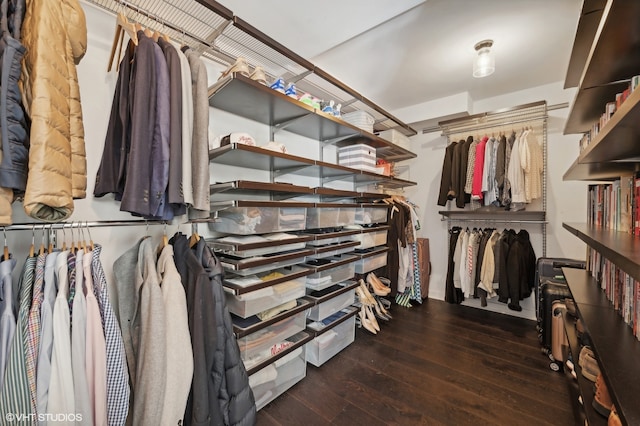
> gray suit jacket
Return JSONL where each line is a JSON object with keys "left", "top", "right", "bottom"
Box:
{"left": 184, "top": 48, "right": 210, "bottom": 219}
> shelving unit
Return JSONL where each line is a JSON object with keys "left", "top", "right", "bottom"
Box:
{"left": 563, "top": 0, "right": 640, "bottom": 134}
{"left": 562, "top": 158, "right": 636, "bottom": 182}
{"left": 438, "top": 210, "right": 546, "bottom": 222}
{"left": 561, "top": 267, "right": 640, "bottom": 426}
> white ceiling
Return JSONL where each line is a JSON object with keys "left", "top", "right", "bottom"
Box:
{"left": 218, "top": 0, "right": 583, "bottom": 119}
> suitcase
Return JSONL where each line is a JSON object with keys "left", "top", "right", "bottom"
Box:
{"left": 539, "top": 281, "right": 572, "bottom": 352}
{"left": 549, "top": 301, "right": 568, "bottom": 371}
{"left": 417, "top": 238, "right": 431, "bottom": 300}
{"left": 535, "top": 257, "right": 585, "bottom": 324}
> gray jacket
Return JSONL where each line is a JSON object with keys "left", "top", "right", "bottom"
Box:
{"left": 0, "top": 0, "right": 29, "bottom": 192}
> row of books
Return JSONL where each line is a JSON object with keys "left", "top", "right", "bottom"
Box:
{"left": 587, "top": 248, "right": 640, "bottom": 341}
{"left": 579, "top": 75, "right": 640, "bottom": 153}
{"left": 586, "top": 177, "right": 637, "bottom": 234}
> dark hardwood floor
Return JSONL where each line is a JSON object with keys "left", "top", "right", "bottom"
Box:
{"left": 258, "top": 298, "right": 574, "bottom": 425}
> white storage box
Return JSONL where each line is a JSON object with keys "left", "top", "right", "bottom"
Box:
{"left": 306, "top": 316, "right": 356, "bottom": 367}
{"left": 308, "top": 243, "right": 357, "bottom": 260}
{"left": 306, "top": 233, "right": 357, "bottom": 247}
{"left": 338, "top": 144, "right": 376, "bottom": 172}
{"left": 378, "top": 129, "right": 410, "bottom": 150}
{"left": 226, "top": 277, "right": 306, "bottom": 318}
{"left": 355, "top": 206, "right": 388, "bottom": 224}
{"left": 238, "top": 310, "right": 307, "bottom": 364}
{"left": 306, "top": 206, "right": 356, "bottom": 229}
{"left": 354, "top": 228, "right": 388, "bottom": 250}
{"left": 307, "top": 288, "right": 355, "bottom": 321}
{"left": 209, "top": 206, "right": 307, "bottom": 235}
{"left": 341, "top": 111, "right": 375, "bottom": 133}
{"left": 305, "top": 260, "right": 356, "bottom": 291}
{"left": 355, "top": 251, "right": 387, "bottom": 274}
{"left": 249, "top": 347, "right": 307, "bottom": 410}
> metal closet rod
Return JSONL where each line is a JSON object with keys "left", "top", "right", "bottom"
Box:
{"left": 442, "top": 116, "right": 548, "bottom": 139}
{"left": 443, "top": 219, "right": 548, "bottom": 224}
{"left": 2, "top": 220, "right": 172, "bottom": 232}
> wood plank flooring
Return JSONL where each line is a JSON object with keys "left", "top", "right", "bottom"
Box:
{"left": 258, "top": 298, "right": 574, "bottom": 425}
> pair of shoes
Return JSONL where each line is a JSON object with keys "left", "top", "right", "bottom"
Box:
{"left": 285, "top": 82, "right": 297, "bottom": 98}
{"left": 357, "top": 305, "right": 378, "bottom": 334}
{"left": 366, "top": 273, "right": 390, "bottom": 296}
{"left": 593, "top": 373, "right": 613, "bottom": 417}
{"left": 270, "top": 77, "right": 285, "bottom": 93}
{"left": 249, "top": 66, "right": 267, "bottom": 85}
{"left": 357, "top": 280, "right": 391, "bottom": 322}
{"left": 579, "top": 346, "right": 600, "bottom": 382}
{"left": 218, "top": 57, "right": 250, "bottom": 80}
{"left": 608, "top": 405, "right": 621, "bottom": 426}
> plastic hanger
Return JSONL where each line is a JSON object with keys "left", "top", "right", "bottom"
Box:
{"left": 108, "top": 11, "right": 138, "bottom": 72}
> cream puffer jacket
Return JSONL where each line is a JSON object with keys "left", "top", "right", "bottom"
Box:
{"left": 20, "top": 0, "right": 87, "bottom": 221}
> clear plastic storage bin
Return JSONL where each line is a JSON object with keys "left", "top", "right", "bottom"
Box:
{"left": 355, "top": 206, "right": 388, "bottom": 225}
{"left": 210, "top": 206, "right": 307, "bottom": 235}
{"left": 238, "top": 310, "right": 306, "bottom": 364}
{"left": 249, "top": 347, "right": 307, "bottom": 410}
{"left": 306, "top": 316, "right": 356, "bottom": 367}
{"left": 226, "top": 277, "right": 306, "bottom": 318}
{"left": 307, "top": 288, "right": 355, "bottom": 321}
{"left": 306, "top": 207, "right": 356, "bottom": 229}
{"left": 354, "top": 229, "right": 388, "bottom": 249}
{"left": 354, "top": 251, "right": 387, "bottom": 274}
{"left": 305, "top": 259, "right": 356, "bottom": 291}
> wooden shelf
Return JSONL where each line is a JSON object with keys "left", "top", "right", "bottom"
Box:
{"left": 563, "top": 157, "right": 637, "bottom": 181}
{"left": 564, "top": 0, "right": 607, "bottom": 89}
{"left": 578, "top": 86, "right": 640, "bottom": 163}
{"left": 563, "top": 222, "right": 640, "bottom": 282}
{"left": 562, "top": 268, "right": 640, "bottom": 426}
{"left": 564, "top": 0, "right": 640, "bottom": 134}
{"left": 439, "top": 210, "right": 546, "bottom": 222}
{"left": 208, "top": 74, "right": 417, "bottom": 162}
{"left": 209, "top": 180, "right": 314, "bottom": 201}
{"left": 562, "top": 310, "right": 607, "bottom": 426}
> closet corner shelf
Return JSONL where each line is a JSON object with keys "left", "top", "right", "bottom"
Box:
{"left": 562, "top": 309, "right": 606, "bottom": 426}
{"left": 438, "top": 210, "right": 546, "bottom": 222}
{"left": 306, "top": 305, "right": 359, "bottom": 338}
{"left": 207, "top": 74, "right": 417, "bottom": 162}
{"left": 208, "top": 144, "right": 417, "bottom": 189}
{"left": 245, "top": 330, "right": 313, "bottom": 377}
{"left": 561, "top": 268, "right": 640, "bottom": 426}
{"left": 562, "top": 157, "right": 637, "bottom": 181}
{"left": 564, "top": 0, "right": 640, "bottom": 134}
{"left": 562, "top": 222, "right": 640, "bottom": 282}
{"left": 576, "top": 86, "right": 640, "bottom": 163}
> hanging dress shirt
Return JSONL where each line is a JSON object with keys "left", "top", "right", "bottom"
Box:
{"left": 464, "top": 138, "right": 478, "bottom": 194}
{"left": 71, "top": 250, "right": 92, "bottom": 425}
{"left": 26, "top": 254, "right": 46, "bottom": 414}
{"left": 0, "top": 256, "right": 36, "bottom": 422}
{"left": 36, "top": 251, "right": 58, "bottom": 422}
{"left": 472, "top": 137, "right": 488, "bottom": 200}
{"left": 90, "top": 244, "right": 129, "bottom": 426}
{"left": 47, "top": 251, "right": 75, "bottom": 424}
{"left": 175, "top": 46, "right": 194, "bottom": 207}
{"left": 0, "top": 256, "right": 17, "bottom": 391}
{"left": 157, "top": 244, "right": 193, "bottom": 425}
{"left": 508, "top": 131, "right": 526, "bottom": 204}
{"left": 84, "top": 251, "right": 108, "bottom": 426}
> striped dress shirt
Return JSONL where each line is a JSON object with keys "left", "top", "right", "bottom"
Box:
{"left": 91, "top": 245, "right": 130, "bottom": 425}
{"left": 0, "top": 256, "right": 37, "bottom": 424}
{"left": 25, "top": 253, "right": 47, "bottom": 416}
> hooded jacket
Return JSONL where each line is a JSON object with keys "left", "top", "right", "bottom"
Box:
{"left": 20, "top": 0, "right": 87, "bottom": 221}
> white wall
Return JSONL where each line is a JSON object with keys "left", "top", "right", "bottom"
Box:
{"left": 401, "top": 81, "right": 588, "bottom": 320}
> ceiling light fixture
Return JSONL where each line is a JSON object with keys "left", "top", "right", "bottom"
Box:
{"left": 473, "top": 39, "right": 495, "bottom": 78}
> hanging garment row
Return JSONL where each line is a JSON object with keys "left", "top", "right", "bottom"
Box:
{"left": 444, "top": 227, "right": 536, "bottom": 312}
{"left": 382, "top": 197, "right": 425, "bottom": 307}
{"left": 0, "top": 0, "right": 88, "bottom": 224}
{"left": 94, "top": 13, "right": 211, "bottom": 221}
{"left": 437, "top": 128, "right": 543, "bottom": 211}
{"left": 0, "top": 229, "right": 256, "bottom": 425}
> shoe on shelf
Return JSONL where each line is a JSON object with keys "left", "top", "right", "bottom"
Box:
{"left": 608, "top": 405, "right": 622, "bottom": 426}
{"left": 249, "top": 66, "right": 267, "bottom": 85}
{"left": 270, "top": 77, "right": 285, "bottom": 93}
{"left": 579, "top": 346, "right": 600, "bottom": 382}
{"left": 367, "top": 273, "right": 391, "bottom": 296}
{"left": 218, "top": 57, "right": 250, "bottom": 81}
{"left": 592, "top": 373, "right": 613, "bottom": 418}
{"left": 357, "top": 305, "right": 377, "bottom": 335}
{"left": 284, "top": 82, "right": 297, "bottom": 98}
